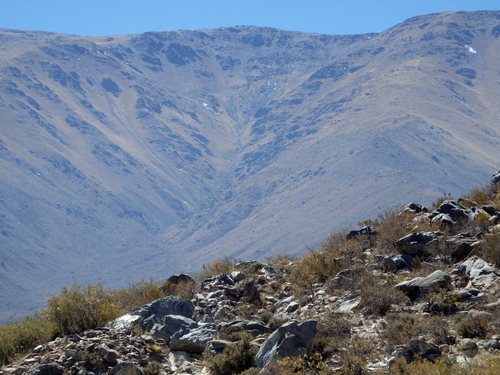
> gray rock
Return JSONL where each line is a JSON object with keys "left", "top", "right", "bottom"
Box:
{"left": 208, "top": 339, "right": 232, "bottom": 354}
{"left": 32, "top": 365, "right": 64, "bottom": 375}
{"left": 454, "top": 256, "right": 499, "bottom": 288}
{"left": 403, "top": 203, "right": 427, "bottom": 213}
{"left": 133, "top": 296, "right": 195, "bottom": 330}
{"left": 460, "top": 339, "right": 478, "bottom": 357}
{"left": 395, "top": 232, "right": 441, "bottom": 257}
{"left": 396, "top": 270, "right": 451, "bottom": 300}
{"left": 285, "top": 302, "right": 300, "bottom": 313}
{"left": 430, "top": 200, "right": 471, "bottom": 223}
{"left": 446, "top": 233, "right": 477, "bottom": 262}
{"left": 165, "top": 273, "right": 194, "bottom": 285}
{"left": 230, "top": 271, "right": 246, "bottom": 283}
{"left": 108, "top": 363, "right": 144, "bottom": 375}
{"left": 95, "top": 346, "right": 118, "bottom": 366}
{"left": 347, "top": 226, "right": 377, "bottom": 239}
{"left": 170, "top": 323, "right": 216, "bottom": 353}
{"left": 255, "top": 320, "right": 317, "bottom": 368}
{"left": 407, "top": 338, "right": 442, "bottom": 362}
{"left": 492, "top": 170, "right": 500, "bottom": 185}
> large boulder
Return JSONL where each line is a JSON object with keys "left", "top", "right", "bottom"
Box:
{"left": 396, "top": 270, "right": 451, "bottom": 300}
{"left": 170, "top": 323, "right": 216, "bottom": 353}
{"left": 110, "top": 296, "right": 194, "bottom": 330}
{"left": 395, "top": 232, "right": 441, "bottom": 257}
{"left": 149, "top": 315, "right": 198, "bottom": 341}
{"left": 454, "top": 256, "right": 499, "bottom": 288}
{"left": 255, "top": 320, "right": 317, "bottom": 368}
{"left": 446, "top": 233, "right": 477, "bottom": 262}
{"left": 429, "top": 200, "right": 471, "bottom": 225}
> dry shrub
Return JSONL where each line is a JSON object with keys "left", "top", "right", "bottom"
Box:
{"left": 143, "top": 361, "right": 162, "bottom": 375}
{"left": 308, "top": 311, "right": 351, "bottom": 359}
{"left": 370, "top": 207, "right": 414, "bottom": 252}
{"left": 199, "top": 257, "right": 235, "bottom": 279}
{"left": 261, "top": 354, "right": 329, "bottom": 375}
{"left": 46, "top": 284, "right": 120, "bottom": 335}
{"left": 357, "top": 273, "right": 409, "bottom": 316}
{"left": 204, "top": 336, "right": 257, "bottom": 375}
{"left": 455, "top": 315, "right": 489, "bottom": 339}
{"left": 464, "top": 185, "right": 495, "bottom": 206}
{"left": 110, "top": 280, "right": 165, "bottom": 313}
{"left": 287, "top": 247, "right": 345, "bottom": 295}
{"left": 0, "top": 315, "right": 56, "bottom": 366}
{"left": 160, "top": 280, "right": 198, "bottom": 300}
{"left": 388, "top": 354, "right": 500, "bottom": 375}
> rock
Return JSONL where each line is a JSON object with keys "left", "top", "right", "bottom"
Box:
{"left": 429, "top": 200, "right": 471, "bottom": 223}
{"left": 407, "top": 338, "right": 442, "bottom": 362}
{"left": 446, "top": 233, "right": 477, "bottom": 262}
{"left": 149, "top": 314, "right": 197, "bottom": 340}
{"left": 336, "top": 297, "right": 361, "bottom": 313}
{"left": 480, "top": 205, "right": 496, "bottom": 216}
{"left": 459, "top": 339, "right": 478, "bottom": 357}
{"left": 454, "top": 256, "right": 499, "bottom": 288}
{"left": 402, "top": 203, "right": 427, "bottom": 213}
{"left": 347, "top": 226, "right": 377, "bottom": 239}
{"left": 95, "top": 346, "right": 118, "bottom": 366}
{"left": 395, "top": 232, "right": 441, "bottom": 257}
{"left": 207, "top": 339, "right": 232, "bottom": 354}
{"left": 218, "top": 320, "right": 271, "bottom": 338}
{"left": 382, "top": 254, "right": 413, "bottom": 272}
{"left": 285, "top": 302, "right": 300, "bottom": 313}
{"left": 109, "top": 363, "right": 144, "bottom": 375}
{"left": 32, "top": 365, "right": 64, "bottom": 375}
{"left": 255, "top": 320, "right": 317, "bottom": 368}
{"left": 133, "top": 296, "right": 195, "bottom": 330}
{"left": 492, "top": 170, "right": 500, "bottom": 184}
{"left": 230, "top": 271, "right": 246, "bottom": 283}
{"left": 170, "top": 323, "right": 216, "bottom": 353}
{"left": 166, "top": 273, "right": 194, "bottom": 285}
{"left": 396, "top": 270, "right": 451, "bottom": 300}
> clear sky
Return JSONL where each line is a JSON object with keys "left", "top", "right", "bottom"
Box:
{"left": 0, "top": 0, "right": 499, "bottom": 36}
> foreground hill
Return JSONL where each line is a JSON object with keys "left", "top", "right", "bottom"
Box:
{"left": 1, "top": 172, "right": 499, "bottom": 374}
{"left": 1, "top": 11, "right": 500, "bottom": 319}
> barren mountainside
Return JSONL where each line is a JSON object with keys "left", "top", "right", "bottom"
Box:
{"left": 1, "top": 10, "right": 499, "bottom": 320}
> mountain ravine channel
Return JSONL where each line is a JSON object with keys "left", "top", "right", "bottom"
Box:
{"left": 1, "top": 10, "right": 499, "bottom": 320}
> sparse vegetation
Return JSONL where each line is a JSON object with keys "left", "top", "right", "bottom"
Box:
{"left": 204, "top": 336, "right": 257, "bottom": 375}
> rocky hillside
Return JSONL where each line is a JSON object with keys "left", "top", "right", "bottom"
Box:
{"left": 1, "top": 172, "right": 498, "bottom": 374}
{"left": 1, "top": 10, "right": 500, "bottom": 321}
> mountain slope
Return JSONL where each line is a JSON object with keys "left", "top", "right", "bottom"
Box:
{"left": 1, "top": 11, "right": 499, "bottom": 320}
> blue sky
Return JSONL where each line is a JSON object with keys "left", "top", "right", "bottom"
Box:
{"left": 1, "top": 0, "right": 498, "bottom": 36}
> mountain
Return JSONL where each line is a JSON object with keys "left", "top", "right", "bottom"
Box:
{"left": 1, "top": 11, "right": 499, "bottom": 320}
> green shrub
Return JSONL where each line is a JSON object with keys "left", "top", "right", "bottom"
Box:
{"left": 204, "top": 337, "right": 257, "bottom": 375}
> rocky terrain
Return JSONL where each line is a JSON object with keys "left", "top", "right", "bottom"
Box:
{"left": 1, "top": 10, "right": 500, "bottom": 320}
{"left": 1, "top": 172, "right": 498, "bottom": 374}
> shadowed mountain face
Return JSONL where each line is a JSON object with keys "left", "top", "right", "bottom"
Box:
{"left": 1, "top": 11, "right": 499, "bottom": 320}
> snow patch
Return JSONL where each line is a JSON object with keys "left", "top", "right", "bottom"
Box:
{"left": 465, "top": 44, "right": 477, "bottom": 54}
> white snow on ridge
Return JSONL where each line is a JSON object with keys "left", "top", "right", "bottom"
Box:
{"left": 465, "top": 44, "right": 477, "bottom": 54}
